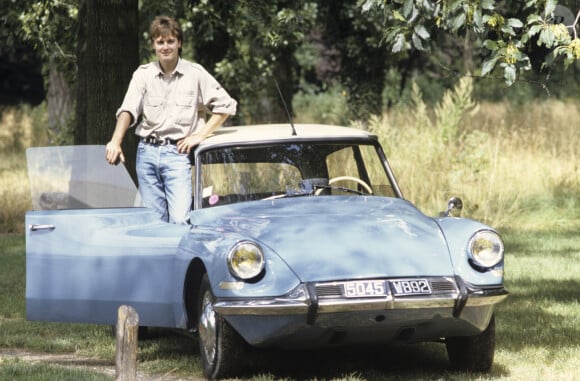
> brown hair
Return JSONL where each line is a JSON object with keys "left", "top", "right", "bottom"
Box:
{"left": 149, "top": 16, "right": 183, "bottom": 44}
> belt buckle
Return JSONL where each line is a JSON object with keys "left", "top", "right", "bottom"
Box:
{"left": 145, "top": 135, "right": 164, "bottom": 145}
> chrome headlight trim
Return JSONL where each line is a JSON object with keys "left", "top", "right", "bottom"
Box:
{"left": 468, "top": 230, "right": 504, "bottom": 269}
{"left": 227, "top": 241, "right": 265, "bottom": 280}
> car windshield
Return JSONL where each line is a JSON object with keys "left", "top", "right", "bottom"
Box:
{"left": 27, "top": 145, "right": 139, "bottom": 210}
{"left": 197, "top": 141, "right": 398, "bottom": 208}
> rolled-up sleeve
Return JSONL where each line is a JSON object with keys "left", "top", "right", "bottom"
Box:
{"left": 116, "top": 67, "right": 146, "bottom": 127}
{"left": 198, "top": 68, "right": 237, "bottom": 116}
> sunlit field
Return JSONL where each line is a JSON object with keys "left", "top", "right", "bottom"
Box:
{"left": 1, "top": 81, "right": 578, "bottom": 234}
{"left": 0, "top": 80, "right": 578, "bottom": 379}
{"left": 362, "top": 78, "right": 579, "bottom": 231}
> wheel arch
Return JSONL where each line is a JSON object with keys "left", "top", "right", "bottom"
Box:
{"left": 183, "top": 258, "right": 207, "bottom": 330}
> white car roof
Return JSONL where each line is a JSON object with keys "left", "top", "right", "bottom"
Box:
{"left": 199, "top": 124, "right": 377, "bottom": 148}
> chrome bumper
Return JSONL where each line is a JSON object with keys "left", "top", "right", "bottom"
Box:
{"left": 213, "top": 276, "right": 508, "bottom": 320}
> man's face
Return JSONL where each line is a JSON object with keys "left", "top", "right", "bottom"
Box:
{"left": 152, "top": 33, "right": 181, "bottom": 68}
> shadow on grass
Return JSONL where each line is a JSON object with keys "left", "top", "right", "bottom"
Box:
{"left": 140, "top": 327, "right": 510, "bottom": 380}
{"left": 249, "top": 343, "right": 509, "bottom": 380}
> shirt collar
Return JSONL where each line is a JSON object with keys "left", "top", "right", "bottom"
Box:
{"left": 155, "top": 58, "right": 183, "bottom": 78}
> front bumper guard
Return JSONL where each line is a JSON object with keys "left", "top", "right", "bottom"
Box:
{"left": 213, "top": 276, "right": 508, "bottom": 323}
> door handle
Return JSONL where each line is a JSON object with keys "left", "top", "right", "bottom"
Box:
{"left": 29, "top": 224, "right": 56, "bottom": 231}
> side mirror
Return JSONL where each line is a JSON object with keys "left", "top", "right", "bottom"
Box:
{"left": 443, "top": 197, "right": 463, "bottom": 217}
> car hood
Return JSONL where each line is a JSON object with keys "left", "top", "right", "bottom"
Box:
{"left": 190, "top": 197, "right": 454, "bottom": 282}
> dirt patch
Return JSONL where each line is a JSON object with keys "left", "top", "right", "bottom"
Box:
{"left": 0, "top": 348, "right": 203, "bottom": 381}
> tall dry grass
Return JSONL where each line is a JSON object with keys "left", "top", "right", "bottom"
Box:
{"left": 0, "top": 86, "right": 578, "bottom": 234}
{"left": 0, "top": 105, "right": 48, "bottom": 234}
{"left": 367, "top": 77, "right": 579, "bottom": 230}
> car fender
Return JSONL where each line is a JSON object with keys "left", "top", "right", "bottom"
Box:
{"left": 436, "top": 217, "right": 505, "bottom": 286}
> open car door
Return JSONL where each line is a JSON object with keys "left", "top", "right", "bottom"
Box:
{"left": 25, "top": 145, "right": 186, "bottom": 327}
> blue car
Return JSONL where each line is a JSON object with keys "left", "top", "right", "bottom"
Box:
{"left": 25, "top": 124, "right": 508, "bottom": 379}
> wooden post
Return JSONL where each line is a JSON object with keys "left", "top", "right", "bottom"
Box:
{"left": 115, "top": 305, "right": 139, "bottom": 381}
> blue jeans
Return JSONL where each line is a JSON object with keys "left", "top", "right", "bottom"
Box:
{"left": 136, "top": 141, "right": 192, "bottom": 224}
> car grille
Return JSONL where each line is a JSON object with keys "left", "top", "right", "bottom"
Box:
{"left": 315, "top": 277, "right": 458, "bottom": 299}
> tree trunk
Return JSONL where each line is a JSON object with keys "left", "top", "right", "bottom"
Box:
{"left": 47, "top": 56, "right": 74, "bottom": 144}
{"left": 76, "top": 0, "right": 139, "bottom": 183}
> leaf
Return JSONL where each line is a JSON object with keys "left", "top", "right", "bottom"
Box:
{"left": 361, "top": 0, "right": 375, "bottom": 12}
{"left": 473, "top": 8, "right": 483, "bottom": 30}
{"left": 408, "top": 5, "right": 420, "bottom": 23}
{"left": 413, "top": 24, "right": 430, "bottom": 40}
{"left": 392, "top": 10, "right": 407, "bottom": 22}
{"left": 527, "top": 14, "right": 542, "bottom": 25}
{"left": 451, "top": 13, "right": 466, "bottom": 31}
{"left": 392, "top": 33, "right": 406, "bottom": 53}
{"left": 544, "top": 0, "right": 557, "bottom": 18}
{"left": 448, "top": 0, "right": 462, "bottom": 12}
{"left": 403, "top": 0, "right": 414, "bottom": 19}
{"left": 481, "top": 0, "right": 495, "bottom": 10}
{"left": 539, "top": 27, "right": 555, "bottom": 47}
{"left": 503, "top": 65, "right": 517, "bottom": 86}
{"left": 507, "top": 18, "right": 524, "bottom": 28}
{"left": 528, "top": 24, "right": 543, "bottom": 37}
{"left": 501, "top": 25, "right": 516, "bottom": 36}
{"left": 482, "top": 57, "right": 498, "bottom": 76}
{"left": 483, "top": 40, "right": 499, "bottom": 50}
{"left": 412, "top": 32, "right": 426, "bottom": 50}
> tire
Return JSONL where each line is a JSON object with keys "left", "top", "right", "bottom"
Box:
{"left": 446, "top": 314, "right": 496, "bottom": 372}
{"left": 197, "top": 274, "right": 247, "bottom": 379}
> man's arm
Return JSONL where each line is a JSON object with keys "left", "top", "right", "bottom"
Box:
{"left": 177, "top": 113, "right": 229, "bottom": 154}
{"left": 105, "top": 111, "right": 133, "bottom": 165}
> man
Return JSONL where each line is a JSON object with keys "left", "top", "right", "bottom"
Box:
{"left": 106, "top": 16, "right": 237, "bottom": 223}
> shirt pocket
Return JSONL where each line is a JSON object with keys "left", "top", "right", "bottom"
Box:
{"left": 143, "top": 95, "right": 165, "bottom": 125}
{"left": 175, "top": 93, "right": 196, "bottom": 126}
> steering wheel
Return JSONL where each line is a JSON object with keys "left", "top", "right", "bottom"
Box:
{"left": 315, "top": 176, "right": 373, "bottom": 195}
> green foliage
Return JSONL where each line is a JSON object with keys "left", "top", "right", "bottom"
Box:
{"left": 433, "top": 76, "right": 478, "bottom": 142}
{"left": 293, "top": 85, "right": 351, "bottom": 125}
{"left": 184, "top": 1, "right": 318, "bottom": 122}
{"left": 17, "top": 0, "right": 78, "bottom": 85}
{"left": 361, "top": 0, "right": 579, "bottom": 86}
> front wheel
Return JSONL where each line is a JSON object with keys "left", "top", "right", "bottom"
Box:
{"left": 446, "top": 314, "right": 496, "bottom": 372}
{"left": 197, "top": 274, "right": 246, "bottom": 379}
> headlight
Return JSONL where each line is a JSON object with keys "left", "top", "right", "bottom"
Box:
{"left": 227, "top": 241, "right": 265, "bottom": 280}
{"left": 468, "top": 230, "right": 504, "bottom": 268}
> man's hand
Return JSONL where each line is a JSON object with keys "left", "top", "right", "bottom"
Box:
{"left": 177, "top": 133, "right": 204, "bottom": 154}
{"left": 105, "top": 142, "right": 125, "bottom": 165}
{"left": 177, "top": 113, "right": 230, "bottom": 154}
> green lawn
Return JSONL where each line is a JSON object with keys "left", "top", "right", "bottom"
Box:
{"left": 1, "top": 228, "right": 578, "bottom": 380}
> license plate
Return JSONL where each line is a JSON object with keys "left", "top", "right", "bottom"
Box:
{"left": 343, "top": 280, "right": 387, "bottom": 298}
{"left": 390, "top": 279, "right": 431, "bottom": 296}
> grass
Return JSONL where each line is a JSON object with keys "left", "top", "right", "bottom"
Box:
{"left": 363, "top": 78, "right": 579, "bottom": 230}
{"left": 1, "top": 228, "right": 579, "bottom": 380}
{"left": 2, "top": 80, "right": 579, "bottom": 234}
{"left": 0, "top": 359, "right": 111, "bottom": 381}
{"left": 1, "top": 80, "right": 578, "bottom": 379}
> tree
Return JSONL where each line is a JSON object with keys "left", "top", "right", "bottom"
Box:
{"left": 0, "top": 0, "right": 45, "bottom": 106}
{"left": 316, "top": 0, "right": 391, "bottom": 120}
{"left": 75, "top": 0, "right": 139, "bottom": 180}
{"left": 360, "top": 0, "right": 580, "bottom": 87}
{"left": 185, "top": 1, "right": 318, "bottom": 123}
{"left": 17, "top": 0, "right": 78, "bottom": 142}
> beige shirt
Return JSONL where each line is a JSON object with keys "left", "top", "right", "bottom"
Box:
{"left": 116, "top": 58, "right": 237, "bottom": 140}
